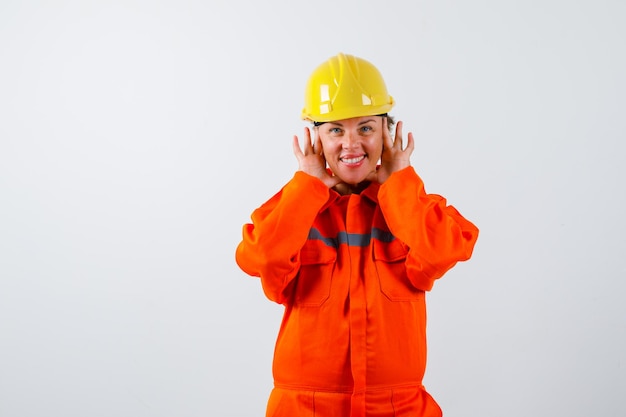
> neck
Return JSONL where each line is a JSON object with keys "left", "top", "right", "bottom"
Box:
{"left": 333, "top": 181, "right": 371, "bottom": 196}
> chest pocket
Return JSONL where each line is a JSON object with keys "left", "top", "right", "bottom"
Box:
{"left": 293, "top": 242, "right": 337, "bottom": 307}
{"left": 373, "top": 238, "right": 424, "bottom": 302}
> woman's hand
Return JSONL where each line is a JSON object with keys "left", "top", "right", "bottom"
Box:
{"left": 370, "top": 119, "right": 415, "bottom": 184}
{"left": 293, "top": 127, "right": 342, "bottom": 189}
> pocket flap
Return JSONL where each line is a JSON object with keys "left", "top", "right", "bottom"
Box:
{"left": 300, "top": 242, "right": 336, "bottom": 265}
{"left": 373, "top": 237, "right": 408, "bottom": 262}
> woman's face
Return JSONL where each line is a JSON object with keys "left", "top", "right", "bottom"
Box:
{"left": 317, "top": 116, "right": 384, "bottom": 186}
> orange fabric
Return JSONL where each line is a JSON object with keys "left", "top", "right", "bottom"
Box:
{"left": 236, "top": 166, "right": 478, "bottom": 417}
{"left": 266, "top": 386, "right": 442, "bottom": 417}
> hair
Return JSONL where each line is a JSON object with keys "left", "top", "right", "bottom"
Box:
{"left": 313, "top": 114, "right": 395, "bottom": 132}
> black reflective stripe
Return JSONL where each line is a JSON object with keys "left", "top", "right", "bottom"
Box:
{"left": 307, "top": 227, "right": 395, "bottom": 248}
{"left": 307, "top": 228, "right": 338, "bottom": 247}
{"left": 371, "top": 228, "right": 395, "bottom": 243}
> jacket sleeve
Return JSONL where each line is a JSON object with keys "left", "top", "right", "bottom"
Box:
{"left": 235, "top": 171, "right": 331, "bottom": 304}
{"left": 378, "top": 166, "right": 479, "bottom": 291}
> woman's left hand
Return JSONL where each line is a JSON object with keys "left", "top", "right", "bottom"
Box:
{"left": 369, "top": 119, "right": 415, "bottom": 184}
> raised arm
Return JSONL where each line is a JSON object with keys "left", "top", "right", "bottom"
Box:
{"left": 235, "top": 171, "right": 330, "bottom": 304}
{"left": 378, "top": 166, "right": 479, "bottom": 291}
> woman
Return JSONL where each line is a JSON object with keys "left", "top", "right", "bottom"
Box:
{"left": 236, "top": 53, "right": 479, "bottom": 417}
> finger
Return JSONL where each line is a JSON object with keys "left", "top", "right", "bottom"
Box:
{"left": 405, "top": 131, "right": 415, "bottom": 156}
{"left": 303, "top": 127, "right": 314, "bottom": 155}
{"left": 292, "top": 135, "right": 303, "bottom": 158}
{"left": 312, "top": 128, "right": 322, "bottom": 155}
{"left": 394, "top": 121, "right": 404, "bottom": 150}
{"left": 382, "top": 117, "right": 394, "bottom": 150}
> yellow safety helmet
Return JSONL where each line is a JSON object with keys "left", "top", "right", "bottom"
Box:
{"left": 301, "top": 52, "right": 395, "bottom": 123}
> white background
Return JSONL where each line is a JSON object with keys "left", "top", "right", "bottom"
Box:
{"left": 1, "top": 0, "right": 625, "bottom": 416}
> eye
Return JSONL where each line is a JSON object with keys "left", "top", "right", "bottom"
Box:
{"left": 360, "top": 125, "right": 374, "bottom": 133}
{"left": 329, "top": 127, "right": 343, "bottom": 134}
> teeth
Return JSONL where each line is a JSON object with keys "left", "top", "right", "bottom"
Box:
{"left": 341, "top": 156, "right": 365, "bottom": 164}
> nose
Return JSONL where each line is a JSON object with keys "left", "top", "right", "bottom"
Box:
{"left": 342, "top": 130, "right": 360, "bottom": 149}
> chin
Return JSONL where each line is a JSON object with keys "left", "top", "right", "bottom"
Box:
{"left": 345, "top": 169, "right": 373, "bottom": 183}
{"left": 342, "top": 176, "right": 369, "bottom": 186}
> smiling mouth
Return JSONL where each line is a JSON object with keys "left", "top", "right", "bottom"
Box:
{"left": 340, "top": 155, "right": 366, "bottom": 164}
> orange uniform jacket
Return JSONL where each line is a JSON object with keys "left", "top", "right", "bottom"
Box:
{"left": 236, "top": 166, "right": 479, "bottom": 417}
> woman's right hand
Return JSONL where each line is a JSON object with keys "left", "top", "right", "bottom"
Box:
{"left": 293, "top": 127, "right": 342, "bottom": 189}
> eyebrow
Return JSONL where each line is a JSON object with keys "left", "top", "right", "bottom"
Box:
{"left": 328, "top": 118, "right": 376, "bottom": 127}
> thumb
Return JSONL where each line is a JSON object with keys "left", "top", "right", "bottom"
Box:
{"left": 365, "top": 169, "right": 379, "bottom": 183}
